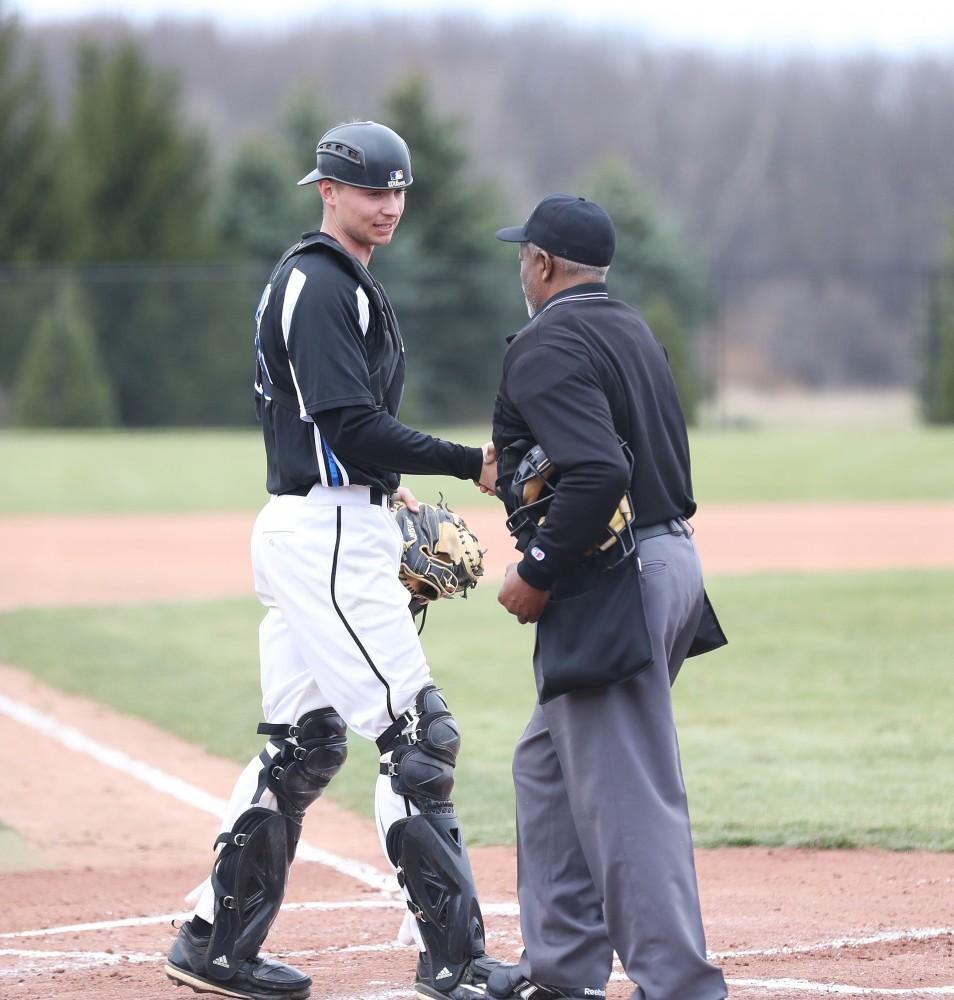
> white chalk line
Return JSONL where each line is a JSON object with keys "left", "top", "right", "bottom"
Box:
{"left": 0, "top": 948, "right": 163, "bottom": 978}
{"left": 3, "top": 695, "right": 953, "bottom": 997}
{"left": 0, "top": 899, "right": 520, "bottom": 940}
{"left": 0, "top": 692, "right": 395, "bottom": 892}
{"left": 711, "top": 926, "right": 954, "bottom": 960}
{"left": 726, "top": 981, "right": 954, "bottom": 996}
{"left": 3, "top": 923, "right": 953, "bottom": 990}
{"left": 3, "top": 947, "right": 953, "bottom": 999}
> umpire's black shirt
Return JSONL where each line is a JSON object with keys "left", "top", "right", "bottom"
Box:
{"left": 492, "top": 282, "right": 696, "bottom": 591}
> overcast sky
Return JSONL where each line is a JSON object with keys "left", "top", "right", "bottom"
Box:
{"left": 15, "top": 0, "right": 954, "bottom": 54}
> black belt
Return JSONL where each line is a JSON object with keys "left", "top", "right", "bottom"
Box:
{"left": 636, "top": 518, "right": 690, "bottom": 543}
{"left": 280, "top": 484, "right": 389, "bottom": 505}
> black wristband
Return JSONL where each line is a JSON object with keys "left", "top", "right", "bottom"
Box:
{"left": 516, "top": 553, "right": 556, "bottom": 591}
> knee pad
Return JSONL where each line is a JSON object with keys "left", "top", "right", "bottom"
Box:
{"left": 207, "top": 806, "right": 292, "bottom": 981}
{"left": 377, "top": 685, "right": 461, "bottom": 810}
{"left": 256, "top": 708, "right": 348, "bottom": 819}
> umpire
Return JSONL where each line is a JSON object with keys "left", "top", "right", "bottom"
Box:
{"left": 487, "top": 195, "right": 728, "bottom": 1000}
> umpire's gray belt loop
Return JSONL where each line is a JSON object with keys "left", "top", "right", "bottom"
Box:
{"left": 636, "top": 518, "right": 690, "bottom": 544}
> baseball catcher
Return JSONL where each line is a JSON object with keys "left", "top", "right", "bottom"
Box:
{"left": 393, "top": 499, "right": 484, "bottom": 615}
{"left": 165, "top": 118, "right": 508, "bottom": 1000}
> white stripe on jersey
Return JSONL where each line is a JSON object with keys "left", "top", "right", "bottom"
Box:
{"left": 356, "top": 286, "right": 370, "bottom": 337}
{"left": 312, "top": 425, "right": 350, "bottom": 487}
{"left": 313, "top": 425, "right": 330, "bottom": 487}
{"left": 281, "top": 267, "right": 312, "bottom": 422}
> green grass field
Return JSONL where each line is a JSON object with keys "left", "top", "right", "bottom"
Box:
{"left": 2, "top": 570, "right": 952, "bottom": 849}
{"left": 1, "top": 425, "right": 952, "bottom": 514}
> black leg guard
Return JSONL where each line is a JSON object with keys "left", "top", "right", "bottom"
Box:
{"left": 379, "top": 687, "right": 486, "bottom": 994}
{"left": 204, "top": 709, "right": 348, "bottom": 982}
{"left": 387, "top": 811, "right": 486, "bottom": 992}
{"left": 256, "top": 708, "right": 348, "bottom": 856}
{"left": 206, "top": 806, "right": 292, "bottom": 982}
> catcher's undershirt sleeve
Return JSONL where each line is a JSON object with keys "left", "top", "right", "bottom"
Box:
{"left": 506, "top": 344, "right": 630, "bottom": 590}
{"left": 316, "top": 405, "right": 483, "bottom": 481}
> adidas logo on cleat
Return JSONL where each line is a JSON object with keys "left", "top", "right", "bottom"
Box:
{"left": 436, "top": 966, "right": 453, "bottom": 980}
{"left": 212, "top": 954, "right": 230, "bottom": 968}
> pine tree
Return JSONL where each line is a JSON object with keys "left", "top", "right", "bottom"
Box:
{"left": 579, "top": 158, "right": 710, "bottom": 421}
{"left": 281, "top": 87, "right": 331, "bottom": 171}
{"left": 12, "top": 281, "right": 118, "bottom": 427}
{"left": 378, "top": 76, "right": 521, "bottom": 423}
{"left": 218, "top": 91, "right": 331, "bottom": 262}
{"left": 60, "top": 40, "right": 221, "bottom": 424}
{"left": 219, "top": 140, "right": 304, "bottom": 262}
{"left": 66, "top": 40, "right": 214, "bottom": 262}
{"left": 923, "top": 227, "right": 954, "bottom": 424}
{"left": 384, "top": 75, "right": 499, "bottom": 258}
{"left": 642, "top": 296, "right": 699, "bottom": 425}
{"left": 0, "top": 7, "right": 65, "bottom": 263}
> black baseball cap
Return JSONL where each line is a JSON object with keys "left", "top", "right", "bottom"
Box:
{"left": 495, "top": 193, "right": 616, "bottom": 267}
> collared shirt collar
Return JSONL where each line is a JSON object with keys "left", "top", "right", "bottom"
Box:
{"left": 506, "top": 282, "right": 609, "bottom": 342}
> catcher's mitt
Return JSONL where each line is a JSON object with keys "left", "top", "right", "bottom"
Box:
{"left": 393, "top": 499, "right": 484, "bottom": 606}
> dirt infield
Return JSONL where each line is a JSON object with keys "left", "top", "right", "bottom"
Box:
{"left": 3, "top": 501, "right": 954, "bottom": 610}
{"left": 2, "top": 503, "right": 954, "bottom": 998}
{"left": 2, "top": 663, "right": 953, "bottom": 1000}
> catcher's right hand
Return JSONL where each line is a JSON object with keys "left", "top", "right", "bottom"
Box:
{"left": 392, "top": 498, "right": 484, "bottom": 605}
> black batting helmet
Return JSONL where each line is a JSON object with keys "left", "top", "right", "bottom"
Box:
{"left": 297, "top": 121, "right": 413, "bottom": 190}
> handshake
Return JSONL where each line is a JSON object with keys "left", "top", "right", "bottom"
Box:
{"left": 476, "top": 441, "right": 497, "bottom": 495}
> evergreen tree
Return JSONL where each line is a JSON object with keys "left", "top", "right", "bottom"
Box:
{"left": 219, "top": 140, "right": 305, "bottom": 262}
{"left": 60, "top": 41, "right": 223, "bottom": 424}
{"left": 12, "top": 281, "right": 118, "bottom": 427}
{"left": 378, "top": 75, "right": 522, "bottom": 423}
{"left": 0, "top": 7, "right": 65, "bottom": 263}
{"left": 218, "top": 91, "right": 331, "bottom": 262}
{"left": 384, "top": 75, "right": 499, "bottom": 258}
{"left": 641, "top": 296, "right": 699, "bottom": 425}
{"left": 281, "top": 87, "right": 331, "bottom": 170}
{"left": 66, "top": 41, "right": 214, "bottom": 261}
{"left": 923, "top": 226, "right": 954, "bottom": 424}
{"left": 579, "top": 158, "right": 710, "bottom": 421}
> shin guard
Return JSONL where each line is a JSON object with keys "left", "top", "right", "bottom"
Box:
{"left": 206, "top": 806, "right": 293, "bottom": 982}
{"left": 387, "top": 809, "right": 486, "bottom": 992}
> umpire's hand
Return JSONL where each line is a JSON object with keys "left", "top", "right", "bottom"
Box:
{"left": 498, "top": 563, "right": 550, "bottom": 624}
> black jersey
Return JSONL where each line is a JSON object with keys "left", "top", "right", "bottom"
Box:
{"left": 255, "top": 234, "right": 405, "bottom": 495}
{"left": 255, "top": 232, "right": 481, "bottom": 496}
{"left": 492, "top": 282, "right": 696, "bottom": 588}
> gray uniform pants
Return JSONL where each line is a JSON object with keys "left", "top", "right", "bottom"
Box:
{"left": 512, "top": 530, "right": 727, "bottom": 1000}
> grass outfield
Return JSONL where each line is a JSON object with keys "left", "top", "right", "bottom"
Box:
{"left": 2, "top": 426, "right": 953, "bottom": 514}
{"left": 1, "top": 569, "right": 952, "bottom": 850}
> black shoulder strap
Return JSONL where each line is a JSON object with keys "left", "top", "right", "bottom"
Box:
{"left": 256, "top": 232, "right": 390, "bottom": 414}
{"left": 286, "top": 233, "right": 405, "bottom": 405}
{"left": 274, "top": 231, "right": 383, "bottom": 308}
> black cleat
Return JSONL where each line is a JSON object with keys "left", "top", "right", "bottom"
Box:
{"left": 485, "top": 963, "right": 606, "bottom": 1000}
{"left": 164, "top": 920, "right": 311, "bottom": 1000}
{"left": 415, "top": 953, "right": 509, "bottom": 999}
